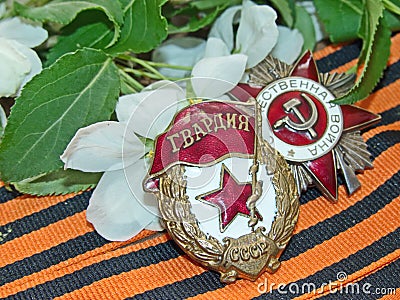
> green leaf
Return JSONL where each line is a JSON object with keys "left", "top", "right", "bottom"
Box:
{"left": 107, "top": 0, "right": 168, "bottom": 54}
{"left": 14, "top": 0, "right": 124, "bottom": 46}
{"left": 334, "top": 2, "right": 391, "bottom": 104}
{"left": 0, "top": 48, "right": 120, "bottom": 182}
{"left": 383, "top": 0, "right": 400, "bottom": 15}
{"left": 120, "top": 76, "right": 138, "bottom": 94}
{"left": 14, "top": 169, "right": 101, "bottom": 196}
{"left": 314, "top": 0, "right": 364, "bottom": 43}
{"left": 384, "top": 9, "right": 400, "bottom": 31}
{"left": 293, "top": 4, "right": 316, "bottom": 52}
{"left": 269, "top": 0, "right": 295, "bottom": 27}
{"left": 167, "top": 5, "right": 221, "bottom": 34}
{"left": 190, "top": 0, "right": 232, "bottom": 10}
{"left": 166, "top": 0, "right": 240, "bottom": 34}
{"left": 46, "top": 10, "right": 114, "bottom": 66}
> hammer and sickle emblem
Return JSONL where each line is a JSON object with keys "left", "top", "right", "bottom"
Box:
{"left": 274, "top": 93, "right": 318, "bottom": 139}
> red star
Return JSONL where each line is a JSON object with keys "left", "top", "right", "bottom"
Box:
{"left": 197, "top": 164, "right": 255, "bottom": 231}
{"left": 233, "top": 51, "right": 380, "bottom": 201}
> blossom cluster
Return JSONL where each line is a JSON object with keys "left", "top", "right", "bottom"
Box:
{"left": 60, "top": 0, "right": 309, "bottom": 241}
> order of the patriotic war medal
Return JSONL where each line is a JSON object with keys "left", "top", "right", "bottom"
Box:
{"left": 234, "top": 51, "right": 381, "bottom": 201}
{"left": 144, "top": 97, "right": 299, "bottom": 283}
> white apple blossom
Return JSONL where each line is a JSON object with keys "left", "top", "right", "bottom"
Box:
{"left": 208, "top": 0, "right": 278, "bottom": 68}
{"left": 153, "top": 0, "right": 304, "bottom": 84}
{"left": 61, "top": 81, "right": 184, "bottom": 241}
{"left": 203, "top": 0, "right": 304, "bottom": 67}
{"left": 0, "top": 14, "right": 48, "bottom": 97}
{"left": 61, "top": 66, "right": 246, "bottom": 241}
{"left": 191, "top": 50, "right": 247, "bottom": 98}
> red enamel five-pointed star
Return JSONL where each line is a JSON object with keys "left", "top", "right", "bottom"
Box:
{"left": 234, "top": 51, "right": 380, "bottom": 201}
{"left": 197, "top": 164, "right": 257, "bottom": 231}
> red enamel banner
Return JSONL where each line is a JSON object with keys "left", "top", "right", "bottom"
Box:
{"left": 147, "top": 100, "right": 256, "bottom": 179}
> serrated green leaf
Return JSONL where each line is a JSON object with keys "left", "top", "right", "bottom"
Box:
{"left": 14, "top": 0, "right": 123, "bottom": 46}
{"left": 168, "top": 6, "right": 221, "bottom": 34}
{"left": 294, "top": 4, "right": 316, "bottom": 52}
{"left": 383, "top": 0, "right": 400, "bottom": 14}
{"left": 190, "top": 0, "right": 230, "bottom": 10}
{"left": 0, "top": 48, "right": 120, "bottom": 182}
{"left": 167, "top": 0, "right": 240, "bottom": 34}
{"left": 314, "top": 0, "right": 364, "bottom": 43}
{"left": 107, "top": 0, "right": 168, "bottom": 54}
{"left": 14, "top": 169, "right": 101, "bottom": 196}
{"left": 46, "top": 21, "right": 113, "bottom": 66}
{"left": 334, "top": 3, "right": 391, "bottom": 105}
{"left": 269, "top": 0, "right": 294, "bottom": 27}
{"left": 384, "top": 9, "right": 400, "bottom": 31}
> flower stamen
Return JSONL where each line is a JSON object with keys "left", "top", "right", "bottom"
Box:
{"left": 146, "top": 150, "right": 155, "bottom": 158}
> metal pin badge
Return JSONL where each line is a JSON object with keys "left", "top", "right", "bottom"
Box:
{"left": 231, "top": 51, "right": 380, "bottom": 201}
{"left": 144, "top": 95, "right": 299, "bottom": 283}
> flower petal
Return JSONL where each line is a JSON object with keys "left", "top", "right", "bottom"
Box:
{"left": 10, "top": 40, "right": 43, "bottom": 95}
{"left": 236, "top": 4, "right": 278, "bottom": 68}
{"left": 191, "top": 54, "right": 247, "bottom": 98}
{"left": 116, "top": 81, "right": 185, "bottom": 139}
{"left": 152, "top": 37, "right": 206, "bottom": 78}
{"left": 271, "top": 26, "right": 304, "bottom": 65}
{"left": 87, "top": 161, "right": 160, "bottom": 241}
{"left": 61, "top": 121, "right": 145, "bottom": 172}
{"left": 0, "top": 104, "right": 7, "bottom": 136}
{"left": 0, "top": 38, "right": 30, "bottom": 97}
{"left": 126, "top": 159, "right": 161, "bottom": 228}
{"left": 204, "top": 37, "right": 230, "bottom": 57}
{"left": 208, "top": 5, "right": 241, "bottom": 53}
{"left": 142, "top": 79, "right": 180, "bottom": 92}
{"left": 145, "top": 219, "right": 164, "bottom": 231}
{"left": 0, "top": 18, "right": 48, "bottom": 48}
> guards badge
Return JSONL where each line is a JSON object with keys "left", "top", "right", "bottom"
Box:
{"left": 144, "top": 95, "right": 299, "bottom": 283}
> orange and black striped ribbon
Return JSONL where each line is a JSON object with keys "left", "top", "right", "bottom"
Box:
{"left": 1, "top": 34, "right": 399, "bottom": 300}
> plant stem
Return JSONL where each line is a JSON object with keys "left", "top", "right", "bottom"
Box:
{"left": 145, "top": 61, "right": 193, "bottom": 71}
{"left": 123, "top": 67, "right": 166, "bottom": 80}
{"left": 120, "top": 80, "right": 137, "bottom": 94}
{"left": 124, "top": 68, "right": 187, "bottom": 82}
{"left": 117, "top": 54, "right": 193, "bottom": 71}
{"left": 129, "top": 57, "right": 168, "bottom": 80}
{"left": 383, "top": 0, "right": 400, "bottom": 15}
{"left": 118, "top": 69, "right": 144, "bottom": 91}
